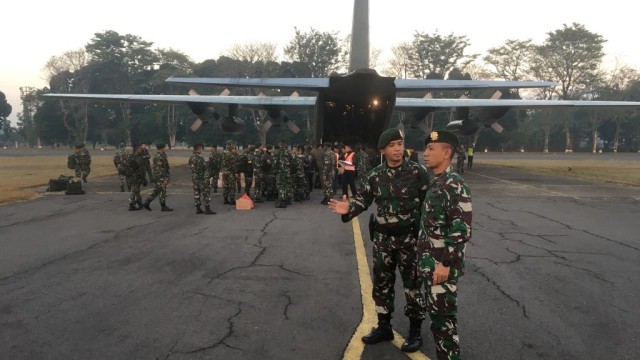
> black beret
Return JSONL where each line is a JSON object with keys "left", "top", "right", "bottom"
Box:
{"left": 377, "top": 128, "right": 404, "bottom": 149}
{"left": 156, "top": 143, "right": 166, "bottom": 149}
{"left": 424, "top": 130, "right": 459, "bottom": 148}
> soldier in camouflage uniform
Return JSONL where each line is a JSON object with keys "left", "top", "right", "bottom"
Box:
{"left": 252, "top": 143, "right": 266, "bottom": 203}
{"left": 320, "top": 145, "right": 337, "bottom": 205}
{"left": 188, "top": 143, "right": 215, "bottom": 214}
{"left": 355, "top": 143, "right": 371, "bottom": 193}
{"left": 221, "top": 141, "right": 239, "bottom": 205}
{"left": 73, "top": 144, "right": 91, "bottom": 182}
{"left": 419, "top": 130, "right": 472, "bottom": 360}
{"left": 292, "top": 145, "right": 307, "bottom": 202}
{"left": 243, "top": 145, "right": 255, "bottom": 196}
{"left": 126, "top": 144, "right": 146, "bottom": 211}
{"left": 328, "top": 128, "right": 429, "bottom": 353}
{"left": 113, "top": 143, "right": 129, "bottom": 192}
{"left": 143, "top": 143, "right": 173, "bottom": 212}
{"left": 273, "top": 140, "right": 291, "bottom": 208}
{"left": 263, "top": 145, "right": 276, "bottom": 201}
{"left": 207, "top": 144, "right": 222, "bottom": 193}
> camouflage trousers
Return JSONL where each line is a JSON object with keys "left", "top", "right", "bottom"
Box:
{"left": 419, "top": 252, "right": 463, "bottom": 360}
{"left": 357, "top": 173, "right": 368, "bottom": 193}
{"left": 192, "top": 178, "right": 210, "bottom": 206}
{"left": 265, "top": 174, "right": 276, "bottom": 200}
{"left": 147, "top": 180, "right": 168, "bottom": 204}
{"left": 253, "top": 171, "right": 265, "bottom": 200}
{"left": 322, "top": 170, "right": 335, "bottom": 199}
{"left": 371, "top": 232, "right": 426, "bottom": 320}
{"left": 128, "top": 180, "right": 141, "bottom": 205}
{"left": 210, "top": 169, "right": 220, "bottom": 191}
{"left": 222, "top": 172, "right": 237, "bottom": 201}
{"left": 75, "top": 165, "right": 90, "bottom": 180}
{"left": 276, "top": 171, "right": 291, "bottom": 202}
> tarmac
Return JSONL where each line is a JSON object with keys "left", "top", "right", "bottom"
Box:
{"left": 1, "top": 151, "right": 639, "bottom": 359}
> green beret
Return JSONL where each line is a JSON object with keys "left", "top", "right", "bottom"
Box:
{"left": 377, "top": 128, "right": 404, "bottom": 149}
{"left": 156, "top": 143, "right": 166, "bottom": 149}
{"left": 424, "top": 130, "right": 459, "bottom": 148}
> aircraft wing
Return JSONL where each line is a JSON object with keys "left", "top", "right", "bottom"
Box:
{"left": 165, "top": 77, "right": 330, "bottom": 90}
{"left": 42, "top": 93, "right": 317, "bottom": 109}
{"left": 394, "top": 79, "right": 556, "bottom": 91}
{"left": 395, "top": 97, "right": 640, "bottom": 109}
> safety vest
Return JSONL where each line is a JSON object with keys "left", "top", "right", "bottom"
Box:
{"left": 467, "top": 147, "right": 474, "bottom": 156}
{"left": 344, "top": 152, "right": 355, "bottom": 171}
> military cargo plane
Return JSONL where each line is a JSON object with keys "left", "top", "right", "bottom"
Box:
{"left": 44, "top": 0, "right": 640, "bottom": 148}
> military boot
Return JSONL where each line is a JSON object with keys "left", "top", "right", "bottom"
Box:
{"left": 120, "top": 185, "right": 125, "bottom": 192}
{"left": 137, "top": 200, "right": 144, "bottom": 210}
{"left": 275, "top": 200, "right": 287, "bottom": 208}
{"left": 213, "top": 187, "right": 218, "bottom": 193}
{"left": 128, "top": 203, "right": 140, "bottom": 211}
{"left": 143, "top": 199, "right": 152, "bottom": 211}
{"left": 285, "top": 198, "right": 292, "bottom": 205}
{"left": 224, "top": 197, "right": 230, "bottom": 205}
{"left": 160, "top": 202, "right": 173, "bottom": 212}
{"left": 320, "top": 197, "right": 328, "bottom": 205}
{"left": 204, "top": 205, "right": 216, "bottom": 215}
{"left": 400, "top": 318, "right": 423, "bottom": 352}
{"left": 362, "top": 314, "right": 394, "bottom": 344}
{"left": 229, "top": 198, "right": 236, "bottom": 206}
{"left": 195, "top": 205, "right": 204, "bottom": 214}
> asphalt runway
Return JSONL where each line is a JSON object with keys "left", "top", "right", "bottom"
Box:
{"left": 1, "top": 153, "right": 639, "bottom": 359}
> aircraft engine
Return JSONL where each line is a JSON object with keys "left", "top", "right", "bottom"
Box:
{"left": 187, "top": 102, "right": 220, "bottom": 131}
{"left": 220, "top": 115, "right": 246, "bottom": 134}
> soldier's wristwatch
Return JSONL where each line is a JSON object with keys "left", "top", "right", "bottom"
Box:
{"left": 441, "top": 260, "right": 451, "bottom": 267}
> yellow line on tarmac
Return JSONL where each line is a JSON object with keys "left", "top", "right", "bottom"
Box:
{"left": 342, "top": 217, "right": 431, "bottom": 360}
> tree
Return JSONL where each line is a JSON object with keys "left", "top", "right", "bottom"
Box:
{"left": 284, "top": 27, "right": 342, "bottom": 78}
{"left": 0, "top": 91, "right": 12, "bottom": 138}
{"left": 42, "top": 48, "right": 88, "bottom": 83}
{"left": 484, "top": 39, "right": 535, "bottom": 82}
{"left": 407, "top": 31, "right": 477, "bottom": 79}
{"left": 383, "top": 42, "right": 412, "bottom": 79}
{"left": 18, "top": 87, "right": 39, "bottom": 146}
{"left": 226, "top": 42, "right": 278, "bottom": 64}
{"left": 535, "top": 23, "right": 606, "bottom": 151}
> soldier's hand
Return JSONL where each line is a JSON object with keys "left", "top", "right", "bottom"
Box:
{"left": 432, "top": 263, "right": 450, "bottom": 285}
{"left": 328, "top": 195, "right": 349, "bottom": 215}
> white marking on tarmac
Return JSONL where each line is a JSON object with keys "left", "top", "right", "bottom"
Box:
{"left": 342, "top": 217, "right": 431, "bottom": 360}
{"left": 472, "top": 172, "right": 576, "bottom": 198}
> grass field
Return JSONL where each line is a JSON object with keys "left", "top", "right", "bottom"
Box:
{"left": 1, "top": 154, "right": 639, "bottom": 205}
{"left": 0, "top": 155, "right": 189, "bottom": 204}
{"left": 476, "top": 158, "right": 640, "bottom": 187}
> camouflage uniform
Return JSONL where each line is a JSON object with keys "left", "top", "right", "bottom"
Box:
{"left": 273, "top": 146, "right": 291, "bottom": 207}
{"left": 188, "top": 150, "right": 210, "bottom": 207}
{"left": 355, "top": 149, "right": 370, "bottom": 193}
{"left": 263, "top": 149, "right": 276, "bottom": 200}
{"left": 321, "top": 147, "right": 337, "bottom": 202}
{"left": 252, "top": 148, "right": 265, "bottom": 202}
{"left": 208, "top": 148, "right": 222, "bottom": 192}
{"left": 293, "top": 153, "right": 307, "bottom": 201}
{"left": 342, "top": 159, "right": 429, "bottom": 321}
{"left": 146, "top": 151, "right": 170, "bottom": 207}
{"left": 418, "top": 166, "right": 472, "bottom": 360}
{"left": 113, "top": 146, "right": 129, "bottom": 191}
{"left": 140, "top": 146, "right": 153, "bottom": 184}
{"left": 126, "top": 151, "right": 146, "bottom": 209}
{"left": 221, "top": 144, "right": 239, "bottom": 203}
{"left": 74, "top": 148, "right": 91, "bottom": 181}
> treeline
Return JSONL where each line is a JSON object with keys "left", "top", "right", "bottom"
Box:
{"left": 3, "top": 23, "right": 640, "bottom": 152}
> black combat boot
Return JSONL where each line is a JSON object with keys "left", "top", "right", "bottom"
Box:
{"left": 143, "top": 199, "right": 152, "bottom": 211}
{"left": 320, "top": 197, "right": 328, "bottom": 205}
{"left": 229, "top": 198, "right": 236, "bottom": 206}
{"left": 213, "top": 187, "right": 218, "bottom": 193}
{"left": 120, "top": 185, "right": 125, "bottom": 192}
{"left": 129, "top": 203, "right": 140, "bottom": 211}
{"left": 204, "top": 205, "right": 216, "bottom": 214}
{"left": 137, "top": 200, "right": 144, "bottom": 210}
{"left": 275, "top": 200, "right": 287, "bottom": 208}
{"left": 285, "top": 198, "right": 292, "bottom": 205}
{"left": 362, "top": 314, "right": 394, "bottom": 344}
{"left": 160, "top": 203, "right": 173, "bottom": 212}
{"left": 224, "top": 197, "right": 230, "bottom": 205}
{"left": 195, "top": 205, "right": 204, "bottom": 214}
{"left": 400, "top": 318, "right": 423, "bottom": 352}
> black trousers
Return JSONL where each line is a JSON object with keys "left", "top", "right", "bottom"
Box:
{"left": 342, "top": 170, "right": 357, "bottom": 198}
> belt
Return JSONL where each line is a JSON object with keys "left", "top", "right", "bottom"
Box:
{"left": 374, "top": 223, "right": 417, "bottom": 237}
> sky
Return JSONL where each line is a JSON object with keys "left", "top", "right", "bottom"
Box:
{"left": 2, "top": 0, "right": 638, "bottom": 125}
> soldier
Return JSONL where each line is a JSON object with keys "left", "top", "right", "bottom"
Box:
{"left": 310, "top": 143, "right": 325, "bottom": 189}
{"left": 188, "top": 143, "right": 215, "bottom": 214}
{"left": 273, "top": 140, "right": 291, "bottom": 208}
{"left": 140, "top": 143, "right": 153, "bottom": 186}
{"left": 354, "top": 143, "right": 370, "bottom": 193}
{"left": 455, "top": 145, "right": 466, "bottom": 175}
{"left": 73, "top": 144, "right": 91, "bottom": 182}
{"left": 243, "top": 145, "right": 254, "bottom": 196}
{"left": 126, "top": 144, "right": 146, "bottom": 211}
{"left": 113, "top": 143, "right": 129, "bottom": 192}
{"left": 292, "top": 145, "right": 307, "bottom": 202}
{"left": 419, "top": 130, "right": 472, "bottom": 360}
{"left": 221, "top": 141, "right": 239, "bottom": 205}
{"left": 252, "top": 143, "right": 266, "bottom": 203}
{"left": 263, "top": 145, "right": 276, "bottom": 201}
{"left": 328, "top": 128, "right": 429, "bottom": 353}
{"left": 207, "top": 144, "right": 222, "bottom": 193}
{"left": 143, "top": 143, "right": 173, "bottom": 211}
{"left": 320, "top": 143, "right": 337, "bottom": 205}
